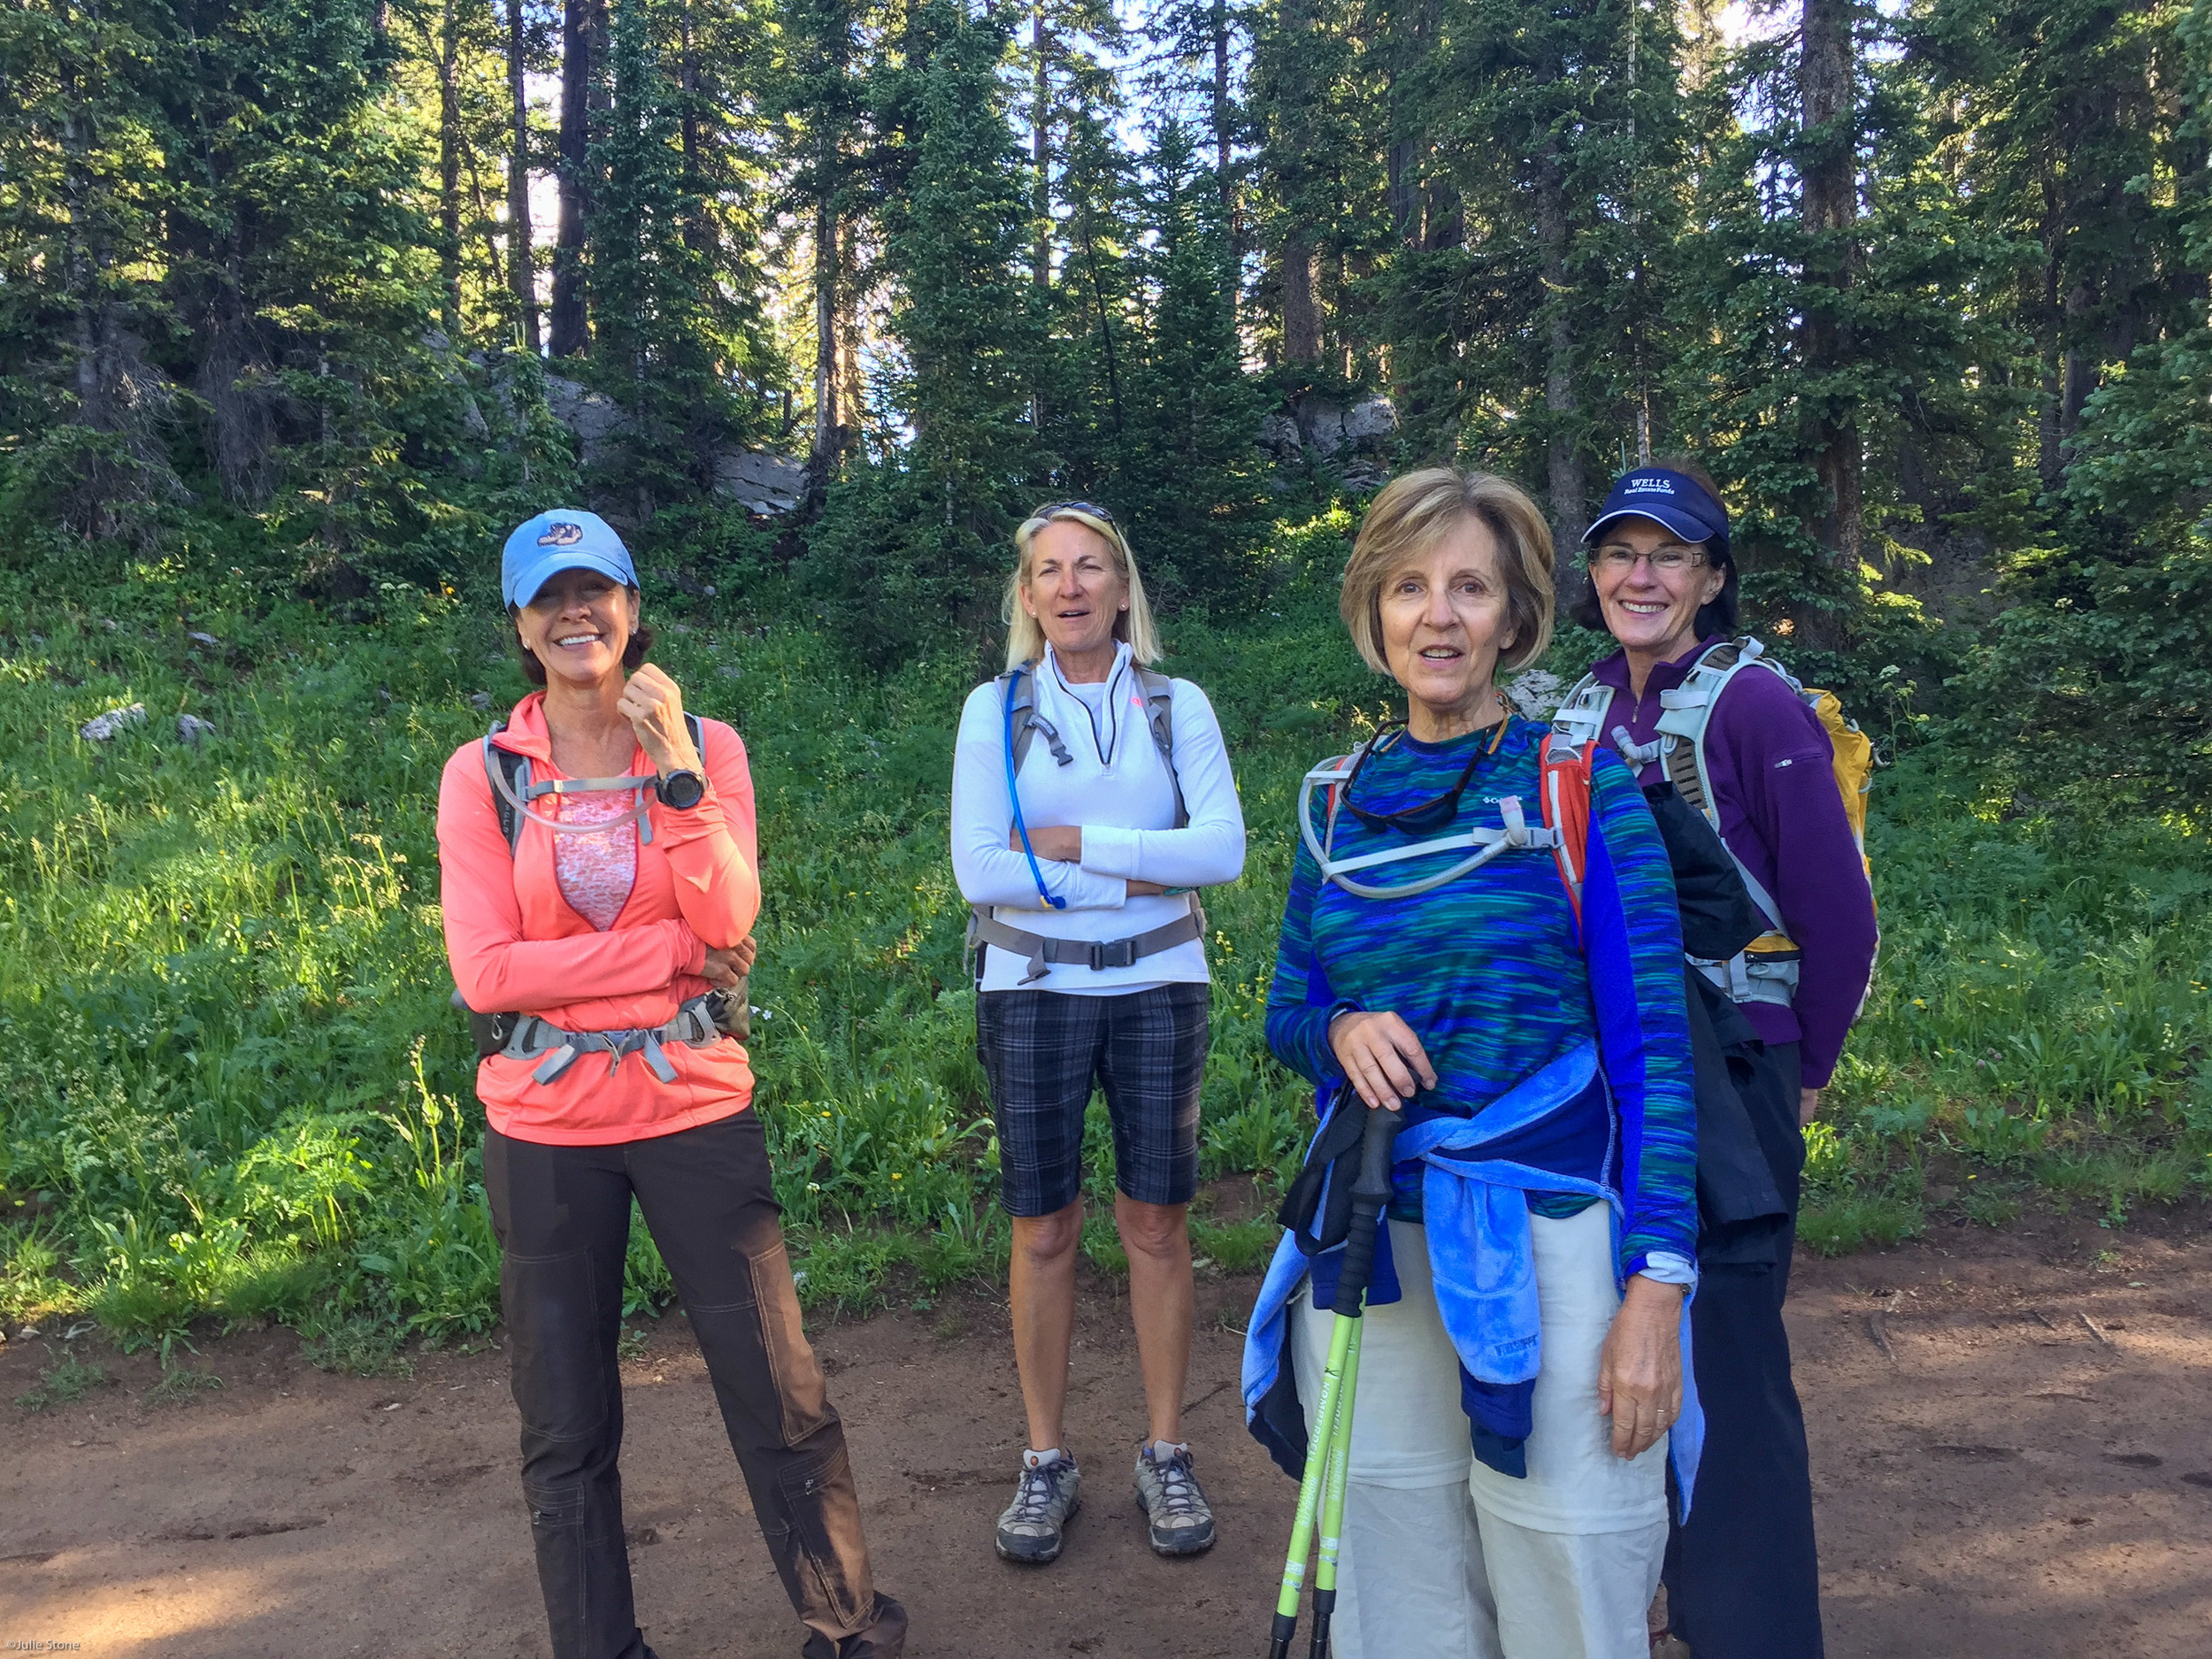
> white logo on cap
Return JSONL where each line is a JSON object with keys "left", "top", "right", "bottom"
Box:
{"left": 538, "top": 521, "right": 584, "bottom": 547}
{"left": 1624, "top": 477, "right": 1677, "bottom": 495}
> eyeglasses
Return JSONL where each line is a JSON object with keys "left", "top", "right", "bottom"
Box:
{"left": 1340, "top": 704, "right": 1509, "bottom": 836}
{"left": 1590, "top": 543, "right": 1708, "bottom": 572}
{"left": 1032, "top": 499, "right": 1118, "bottom": 526}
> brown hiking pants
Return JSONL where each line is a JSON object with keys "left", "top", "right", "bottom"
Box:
{"left": 484, "top": 1110, "right": 906, "bottom": 1659}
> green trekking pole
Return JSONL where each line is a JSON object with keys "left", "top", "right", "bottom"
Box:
{"left": 1268, "top": 1102, "right": 1398, "bottom": 1659}
{"left": 1307, "top": 1313, "right": 1363, "bottom": 1657}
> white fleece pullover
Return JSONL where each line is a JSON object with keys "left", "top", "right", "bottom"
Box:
{"left": 950, "top": 641, "right": 1247, "bottom": 995}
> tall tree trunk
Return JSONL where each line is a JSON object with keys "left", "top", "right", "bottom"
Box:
{"left": 1801, "top": 0, "right": 1860, "bottom": 565}
{"left": 1385, "top": 0, "right": 1434, "bottom": 250}
{"left": 679, "top": 0, "right": 710, "bottom": 255}
{"left": 1535, "top": 139, "right": 1585, "bottom": 546}
{"left": 1211, "top": 0, "right": 1233, "bottom": 205}
{"left": 810, "top": 145, "right": 840, "bottom": 484}
{"left": 438, "top": 0, "right": 464, "bottom": 335}
{"left": 507, "top": 0, "right": 541, "bottom": 350}
{"left": 1281, "top": 236, "right": 1320, "bottom": 362}
{"left": 2035, "top": 175, "right": 2065, "bottom": 482}
{"left": 837, "top": 214, "right": 864, "bottom": 435}
{"left": 1387, "top": 138, "right": 1419, "bottom": 249}
{"left": 549, "top": 0, "right": 599, "bottom": 356}
{"left": 1031, "top": 8, "right": 1051, "bottom": 290}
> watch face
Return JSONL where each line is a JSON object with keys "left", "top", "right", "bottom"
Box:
{"left": 661, "top": 771, "right": 705, "bottom": 810}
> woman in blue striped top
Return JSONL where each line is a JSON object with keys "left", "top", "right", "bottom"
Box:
{"left": 1241, "top": 468, "right": 1699, "bottom": 1659}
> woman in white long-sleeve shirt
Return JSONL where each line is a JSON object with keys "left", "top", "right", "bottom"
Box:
{"left": 949, "top": 500, "right": 1246, "bottom": 1570}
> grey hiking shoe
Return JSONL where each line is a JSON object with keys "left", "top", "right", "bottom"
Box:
{"left": 995, "top": 1450, "right": 1080, "bottom": 1563}
{"left": 1133, "top": 1440, "right": 1216, "bottom": 1556}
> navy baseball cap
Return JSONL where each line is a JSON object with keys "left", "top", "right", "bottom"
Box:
{"left": 1585, "top": 468, "right": 1730, "bottom": 557}
{"left": 502, "top": 509, "right": 638, "bottom": 608}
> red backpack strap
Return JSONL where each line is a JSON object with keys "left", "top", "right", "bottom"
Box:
{"left": 1539, "top": 733, "right": 1597, "bottom": 937}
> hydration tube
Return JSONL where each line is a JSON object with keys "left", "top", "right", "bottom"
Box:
{"left": 1297, "top": 746, "right": 1555, "bottom": 901}
{"left": 1005, "top": 666, "right": 1067, "bottom": 911}
{"left": 487, "top": 749, "right": 660, "bottom": 841}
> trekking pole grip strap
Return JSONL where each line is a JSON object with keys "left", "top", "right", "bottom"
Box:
{"left": 1333, "top": 1105, "right": 1399, "bottom": 1317}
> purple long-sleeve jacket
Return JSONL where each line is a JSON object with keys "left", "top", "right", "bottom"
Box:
{"left": 1586, "top": 637, "right": 1878, "bottom": 1088}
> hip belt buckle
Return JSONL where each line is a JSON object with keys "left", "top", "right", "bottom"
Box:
{"left": 1087, "top": 937, "right": 1137, "bottom": 972}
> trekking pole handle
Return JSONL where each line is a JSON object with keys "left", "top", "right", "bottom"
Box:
{"left": 1333, "top": 1104, "right": 1399, "bottom": 1317}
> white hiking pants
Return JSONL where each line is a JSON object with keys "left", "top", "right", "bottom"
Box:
{"left": 1288, "top": 1206, "right": 1669, "bottom": 1659}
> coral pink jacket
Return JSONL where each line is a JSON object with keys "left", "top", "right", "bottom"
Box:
{"left": 437, "top": 692, "right": 761, "bottom": 1145}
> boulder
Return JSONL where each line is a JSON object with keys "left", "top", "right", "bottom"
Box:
{"left": 1503, "top": 669, "right": 1566, "bottom": 721}
{"left": 1343, "top": 395, "right": 1399, "bottom": 443}
{"left": 1297, "top": 397, "right": 1348, "bottom": 457}
{"left": 1257, "top": 413, "right": 1303, "bottom": 459}
{"left": 542, "top": 374, "right": 802, "bottom": 517}
{"left": 714, "top": 449, "right": 805, "bottom": 516}
{"left": 1263, "top": 390, "right": 1401, "bottom": 467}
{"left": 80, "top": 703, "right": 147, "bottom": 742}
{"left": 543, "top": 375, "right": 633, "bottom": 470}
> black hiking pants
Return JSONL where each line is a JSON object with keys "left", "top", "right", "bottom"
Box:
{"left": 483, "top": 1110, "right": 907, "bottom": 1659}
{"left": 1663, "top": 1040, "right": 1824, "bottom": 1659}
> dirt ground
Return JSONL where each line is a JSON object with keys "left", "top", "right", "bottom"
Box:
{"left": 3, "top": 1209, "right": 2208, "bottom": 1659}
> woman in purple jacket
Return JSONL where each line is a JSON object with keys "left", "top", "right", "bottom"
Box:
{"left": 1559, "top": 461, "right": 1878, "bottom": 1659}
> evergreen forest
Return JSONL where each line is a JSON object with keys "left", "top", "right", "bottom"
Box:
{"left": 1, "top": 0, "right": 2208, "bottom": 1358}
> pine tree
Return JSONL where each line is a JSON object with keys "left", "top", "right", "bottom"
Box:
{"left": 0, "top": 0, "right": 186, "bottom": 543}
{"left": 1116, "top": 120, "right": 1269, "bottom": 609}
{"left": 1663, "top": 4, "right": 2009, "bottom": 659}
{"left": 805, "top": 3, "right": 1045, "bottom": 663}
{"left": 1912, "top": 0, "right": 2198, "bottom": 487}
{"left": 1951, "top": 0, "right": 2212, "bottom": 810}
{"left": 588, "top": 0, "right": 715, "bottom": 514}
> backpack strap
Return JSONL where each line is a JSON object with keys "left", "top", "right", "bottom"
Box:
{"left": 1537, "top": 734, "right": 1598, "bottom": 941}
{"left": 481, "top": 710, "right": 710, "bottom": 859}
{"left": 483, "top": 723, "right": 531, "bottom": 856}
{"left": 1549, "top": 673, "right": 1614, "bottom": 751}
{"left": 1654, "top": 637, "right": 1788, "bottom": 932}
{"left": 998, "top": 664, "right": 1073, "bottom": 778}
{"left": 1132, "top": 665, "right": 1187, "bottom": 829}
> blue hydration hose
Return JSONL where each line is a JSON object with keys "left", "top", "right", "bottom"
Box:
{"left": 1006, "top": 665, "right": 1067, "bottom": 911}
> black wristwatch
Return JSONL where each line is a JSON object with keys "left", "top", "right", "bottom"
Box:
{"left": 657, "top": 769, "right": 706, "bottom": 810}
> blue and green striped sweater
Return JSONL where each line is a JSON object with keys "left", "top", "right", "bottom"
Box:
{"left": 1264, "top": 716, "right": 1699, "bottom": 1277}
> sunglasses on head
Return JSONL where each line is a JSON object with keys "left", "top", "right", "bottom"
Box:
{"left": 1032, "top": 499, "right": 1118, "bottom": 527}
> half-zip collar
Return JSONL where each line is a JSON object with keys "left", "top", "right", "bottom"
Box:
{"left": 1042, "top": 639, "right": 1133, "bottom": 766}
{"left": 1591, "top": 634, "right": 1724, "bottom": 722}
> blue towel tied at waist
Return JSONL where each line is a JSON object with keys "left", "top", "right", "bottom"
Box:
{"left": 1241, "top": 1041, "right": 1705, "bottom": 1516}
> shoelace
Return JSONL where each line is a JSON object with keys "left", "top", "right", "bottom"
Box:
{"left": 1010, "top": 1463, "right": 1062, "bottom": 1523}
{"left": 1150, "top": 1452, "right": 1201, "bottom": 1516}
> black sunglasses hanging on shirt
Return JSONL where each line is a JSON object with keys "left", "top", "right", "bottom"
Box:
{"left": 1340, "top": 695, "right": 1511, "bottom": 836}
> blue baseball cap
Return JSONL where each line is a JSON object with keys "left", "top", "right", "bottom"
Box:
{"left": 501, "top": 509, "right": 638, "bottom": 608}
{"left": 1585, "top": 468, "right": 1730, "bottom": 557}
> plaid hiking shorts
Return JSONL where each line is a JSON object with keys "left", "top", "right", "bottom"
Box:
{"left": 976, "top": 983, "right": 1210, "bottom": 1216}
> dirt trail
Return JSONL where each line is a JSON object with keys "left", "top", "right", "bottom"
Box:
{"left": 3, "top": 1217, "right": 2208, "bottom": 1658}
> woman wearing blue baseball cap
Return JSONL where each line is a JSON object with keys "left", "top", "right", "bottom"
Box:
{"left": 1555, "top": 462, "right": 1878, "bottom": 1658}
{"left": 438, "top": 508, "right": 907, "bottom": 1659}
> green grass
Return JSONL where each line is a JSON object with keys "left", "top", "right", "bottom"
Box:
{"left": 13, "top": 1348, "right": 112, "bottom": 1411}
{"left": 1795, "top": 749, "right": 2212, "bottom": 1250}
{"left": 146, "top": 1361, "right": 224, "bottom": 1405}
{"left": 1, "top": 542, "right": 2207, "bottom": 1348}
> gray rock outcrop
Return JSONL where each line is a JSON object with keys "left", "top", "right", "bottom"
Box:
{"left": 1260, "top": 391, "right": 1400, "bottom": 490}
{"left": 542, "top": 374, "right": 803, "bottom": 517}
